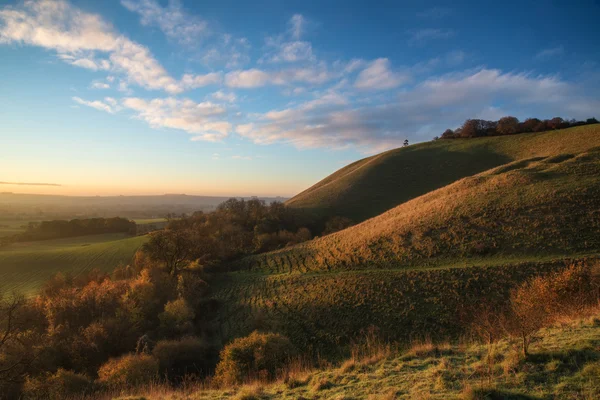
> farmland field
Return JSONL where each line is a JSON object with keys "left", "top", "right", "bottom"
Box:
{"left": 0, "top": 233, "right": 147, "bottom": 294}
{"left": 0, "top": 219, "right": 28, "bottom": 238}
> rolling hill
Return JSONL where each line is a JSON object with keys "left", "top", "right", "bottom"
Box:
{"left": 215, "top": 132, "right": 600, "bottom": 351}
{"left": 240, "top": 147, "right": 600, "bottom": 274}
{"left": 286, "top": 124, "right": 600, "bottom": 223}
{"left": 0, "top": 233, "right": 147, "bottom": 294}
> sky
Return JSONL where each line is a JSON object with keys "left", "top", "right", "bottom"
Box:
{"left": 1, "top": 0, "right": 599, "bottom": 197}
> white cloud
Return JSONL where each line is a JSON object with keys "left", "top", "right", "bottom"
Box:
{"left": 72, "top": 96, "right": 115, "bottom": 113}
{"left": 211, "top": 90, "right": 237, "bottom": 103}
{"left": 355, "top": 58, "right": 408, "bottom": 90}
{"left": 268, "top": 41, "right": 314, "bottom": 63}
{"left": 122, "top": 97, "right": 231, "bottom": 141}
{"left": 121, "top": 0, "right": 208, "bottom": 46}
{"left": 536, "top": 46, "right": 564, "bottom": 60}
{"left": 0, "top": 0, "right": 216, "bottom": 94}
{"left": 289, "top": 14, "right": 305, "bottom": 39}
{"left": 408, "top": 28, "right": 454, "bottom": 45}
{"left": 235, "top": 68, "right": 593, "bottom": 153}
{"left": 225, "top": 69, "right": 271, "bottom": 88}
{"left": 180, "top": 72, "right": 222, "bottom": 89}
{"left": 91, "top": 81, "right": 110, "bottom": 89}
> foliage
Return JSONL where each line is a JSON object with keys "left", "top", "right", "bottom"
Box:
{"left": 214, "top": 331, "right": 297, "bottom": 386}
{"left": 141, "top": 199, "right": 315, "bottom": 273}
{"left": 97, "top": 353, "right": 159, "bottom": 389}
{"left": 23, "top": 369, "right": 94, "bottom": 400}
{"left": 441, "top": 116, "right": 597, "bottom": 139}
{"left": 159, "top": 298, "right": 195, "bottom": 337}
{"left": 152, "top": 336, "right": 215, "bottom": 379}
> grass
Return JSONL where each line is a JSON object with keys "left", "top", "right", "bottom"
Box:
{"left": 0, "top": 233, "right": 147, "bottom": 294}
{"left": 287, "top": 124, "right": 600, "bottom": 223}
{"left": 237, "top": 147, "right": 600, "bottom": 275}
{"left": 214, "top": 258, "right": 597, "bottom": 354}
{"left": 117, "top": 313, "right": 600, "bottom": 399}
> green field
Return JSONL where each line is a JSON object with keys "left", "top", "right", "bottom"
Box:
{"left": 0, "top": 233, "right": 147, "bottom": 294}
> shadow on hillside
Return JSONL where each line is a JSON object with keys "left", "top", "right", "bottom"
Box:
{"left": 297, "top": 142, "right": 513, "bottom": 224}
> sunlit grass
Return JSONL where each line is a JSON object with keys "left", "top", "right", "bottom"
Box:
{"left": 0, "top": 233, "right": 147, "bottom": 294}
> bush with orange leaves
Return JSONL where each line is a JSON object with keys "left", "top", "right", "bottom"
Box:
{"left": 471, "top": 262, "right": 600, "bottom": 357}
{"left": 97, "top": 353, "right": 159, "bottom": 389}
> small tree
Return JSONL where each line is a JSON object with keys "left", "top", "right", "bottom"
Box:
{"left": 403, "top": 139, "right": 409, "bottom": 147}
{"left": 214, "top": 331, "right": 297, "bottom": 386}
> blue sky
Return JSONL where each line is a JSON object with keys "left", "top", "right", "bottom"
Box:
{"left": 1, "top": 0, "right": 599, "bottom": 196}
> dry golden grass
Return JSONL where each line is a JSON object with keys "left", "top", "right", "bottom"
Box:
{"left": 239, "top": 147, "right": 600, "bottom": 274}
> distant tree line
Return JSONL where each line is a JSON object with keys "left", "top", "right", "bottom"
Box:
{"left": 142, "top": 199, "right": 352, "bottom": 274}
{"left": 439, "top": 116, "right": 598, "bottom": 139}
{"left": 8, "top": 217, "right": 136, "bottom": 242}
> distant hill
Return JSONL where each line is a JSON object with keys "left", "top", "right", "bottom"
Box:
{"left": 0, "top": 193, "right": 288, "bottom": 221}
{"left": 240, "top": 146, "right": 600, "bottom": 274}
{"left": 286, "top": 124, "right": 600, "bottom": 224}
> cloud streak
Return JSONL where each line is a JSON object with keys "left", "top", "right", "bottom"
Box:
{"left": 0, "top": 181, "right": 61, "bottom": 186}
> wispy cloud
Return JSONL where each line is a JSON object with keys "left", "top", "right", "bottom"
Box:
{"left": 408, "top": 28, "right": 455, "bottom": 45}
{"left": 122, "top": 97, "right": 231, "bottom": 141}
{"left": 0, "top": 181, "right": 61, "bottom": 186}
{"left": 211, "top": 90, "right": 237, "bottom": 103}
{"left": 536, "top": 46, "right": 564, "bottom": 59}
{"left": 121, "top": 0, "right": 209, "bottom": 46}
{"left": 289, "top": 14, "right": 306, "bottom": 39}
{"left": 354, "top": 58, "right": 409, "bottom": 90}
{"left": 72, "top": 96, "right": 117, "bottom": 113}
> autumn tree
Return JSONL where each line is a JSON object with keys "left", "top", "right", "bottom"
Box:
{"left": 496, "top": 116, "right": 519, "bottom": 135}
{"left": 142, "top": 229, "right": 196, "bottom": 276}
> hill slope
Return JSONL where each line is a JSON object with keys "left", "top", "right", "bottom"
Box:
{"left": 287, "top": 124, "right": 600, "bottom": 223}
{"left": 126, "top": 314, "right": 600, "bottom": 399}
{"left": 0, "top": 233, "right": 146, "bottom": 294}
{"left": 240, "top": 147, "right": 600, "bottom": 274}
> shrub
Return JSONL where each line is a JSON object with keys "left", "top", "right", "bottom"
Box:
{"left": 97, "top": 353, "right": 159, "bottom": 388}
{"left": 159, "top": 298, "right": 195, "bottom": 337}
{"left": 214, "top": 331, "right": 297, "bottom": 386}
{"left": 23, "top": 369, "right": 94, "bottom": 399}
{"left": 152, "top": 336, "right": 214, "bottom": 378}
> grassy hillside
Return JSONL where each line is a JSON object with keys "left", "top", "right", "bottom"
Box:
{"left": 122, "top": 313, "right": 600, "bottom": 399}
{"left": 239, "top": 147, "right": 600, "bottom": 274}
{"left": 287, "top": 124, "right": 600, "bottom": 223}
{"left": 0, "top": 233, "right": 147, "bottom": 294}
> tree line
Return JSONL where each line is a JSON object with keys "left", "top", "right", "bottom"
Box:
{"left": 439, "top": 116, "right": 598, "bottom": 139}
{"left": 3, "top": 217, "right": 136, "bottom": 244}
